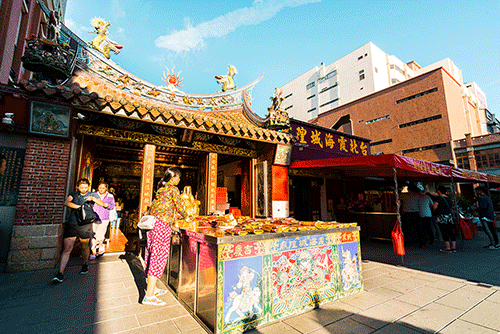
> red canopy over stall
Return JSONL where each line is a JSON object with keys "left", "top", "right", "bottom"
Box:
{"left": 289, "top": 154, "right": 499, "bottom": 184}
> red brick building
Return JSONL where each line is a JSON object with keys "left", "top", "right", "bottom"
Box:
{"left": 312, "top": 67, "right": 493, "bottom": 166}
{"left": 455, "top": 133, "right": 500, "bottom": 176}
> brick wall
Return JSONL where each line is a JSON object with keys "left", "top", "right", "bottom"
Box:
{"left": 315, "top": 68, "right": 457, "bottom": 163}
{"left": 7, "top": 136, "right": 71, "bottom": 272}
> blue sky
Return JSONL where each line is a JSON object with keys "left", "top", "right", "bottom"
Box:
{"left": 65, "top": 0, "right": 499, "bottom": 119}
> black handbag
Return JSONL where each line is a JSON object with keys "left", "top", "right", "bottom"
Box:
{"left": 75, "top": 201, "right": 97, "bottom": 226}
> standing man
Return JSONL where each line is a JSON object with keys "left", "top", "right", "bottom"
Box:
{"left": 400, "top": 183, "right": 422, "bottom": 246}
{"left": 475, "top": 186, "right": 499, "bottom": 250}
{"left": 52, "top": 178, "right": 106, "bottom": 283}
{"left": 418, "top": 190, "right": 435, "bottom": 246}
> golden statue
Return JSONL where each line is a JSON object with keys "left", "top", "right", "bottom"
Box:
{"left": 180, "top": 186, "right": 200, "bottom": 217}
{"left": 89, "top": 17, "right": 123, "bottom": 59}
{"left": 215, "top": 64, "right": 237, "bottom": 92}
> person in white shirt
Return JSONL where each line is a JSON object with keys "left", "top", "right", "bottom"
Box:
{"left": 418, "top": 191, "right": 435, "bottom": 245}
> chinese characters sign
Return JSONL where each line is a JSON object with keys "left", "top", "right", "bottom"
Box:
{"left": 218, "top": 231, "right": 360, "bottom": 262}
{"left": 292, "top": 123, "right": 370, "bottom": 157}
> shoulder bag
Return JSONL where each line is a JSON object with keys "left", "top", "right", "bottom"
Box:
{"left": 436, "top": 196, "right": 453, "bottom": 225}
{"left": 75, "top": 201, "right": 97, "bottom": 226}
{"left": 138, "top": 209, "right": 156, "bottom": 230}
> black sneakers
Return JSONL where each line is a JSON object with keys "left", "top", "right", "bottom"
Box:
{"left": 79, "top": 264, "right": 89, "bottom": 275}
{"left": 52, "top": 272, "right": 64, "bottom": 283}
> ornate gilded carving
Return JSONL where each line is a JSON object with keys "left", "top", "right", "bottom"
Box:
{"left": 266, "top": 88, "right": 290, "bottom": 130}
{"left": 192, "top": 141, "right": 256, "bottom": 157}
{"left": 215, "top": 64, "right": 237, "bottom": 92}
{"left": 89, "top": 18, "right": 123, "bottom": 59}
{"left": 77, "top": 124, "right": 177, "bottom": 146}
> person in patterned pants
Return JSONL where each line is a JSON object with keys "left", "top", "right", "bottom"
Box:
{"left": 142, "top": 167, "right": 190, "bottom": 306}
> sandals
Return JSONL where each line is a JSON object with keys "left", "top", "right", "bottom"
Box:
{"left": 154, "top": 289, "right": 167, "bottom": 297}
{"left": 142, "top": 296, "right": 166, "bottom": 306}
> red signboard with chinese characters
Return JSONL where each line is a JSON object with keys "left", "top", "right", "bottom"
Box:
{"left": 290, "top": 121, "right": 370, "bottom": 161}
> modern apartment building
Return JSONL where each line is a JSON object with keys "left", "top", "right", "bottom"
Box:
{"left": 280, "top": 42, "right": 418, "bottom": 121}
{"left": 280, "top": 42, "right": 482, "bottom": 124}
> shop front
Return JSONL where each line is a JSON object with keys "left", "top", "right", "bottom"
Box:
{"left": 287, "top": 119, "right": 371, "bottom": 221}
{"left": 290, "top": 153, "right": 500, "bottom": 242}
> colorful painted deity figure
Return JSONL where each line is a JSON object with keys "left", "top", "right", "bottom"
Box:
{"left": 89, "top": 17, "right": 123, "bottom": 59}
{"left": 215, "top": 64, "right": 237, "bottom": 92}
{"left": 44, "top": 11, "right": 60, "bottom": 44}
{"left": 269, "top": 87, "right": 283, "bottom": 113}
{"left": 266, "top": 87, "right": 290, "bottom": 130}
{"left": 340, "top": 246, "right": 361, "bottom": 291}
{"left": 225, "top": 265, "right": 262, "bottom": 322}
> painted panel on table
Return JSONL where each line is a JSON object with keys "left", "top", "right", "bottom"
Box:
{"left": 271, "top": 245, "right": 337, "bottom": 318}
{"left": 339, "top": 242, "right": 361, "bottom": 292}
{"left": 223, "top": 256, "right": 263, "bottom": 331}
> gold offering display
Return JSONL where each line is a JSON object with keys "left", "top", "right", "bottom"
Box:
{"left": 180, "top": 186, "right": 200, "bottom": 218}
{"left": 175, "top": 214, "right": 357, "bottom": 236}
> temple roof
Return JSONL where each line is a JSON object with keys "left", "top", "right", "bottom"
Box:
{"left": 20, "top": 67, "right": 292, "bottom": 144}
{"left": 18, "top": 17, "right": 294, "bottom": 145}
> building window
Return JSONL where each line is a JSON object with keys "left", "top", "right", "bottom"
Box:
{"left": 359, "top": 69, "right": 365, "bottom": 80}
{"left": 285, "top": 105, "right": 293, "bottom": 110}
{"left": 396, "top": 87, "right": 438, "bottom": 104}
{"left": 319, "top": 83, "right": 338, "bottom": 93}
{"left": 307, "top": 107, "right": 316, "bottom": 113}
{"left": 371, "top": 139, "right": 393, "bottom": 146}
{"left": 476, "top": 154, "right": 488, "bottom": 169}
{"left": 399, "top": 114, "right": 442, "bottom": 128}
{"left": 390, "top": 64, "right": 405, "bottom": 75}
{"left": 358, "top": 55, "right": 363, "bottom": 60}
{"left": 456, "top": 154, "right": 470, "bottom": 169}
{"left": 318, "top": 70, "right": 337, "bottom": 83}
{"left": 391, "top": 78, "right": 400, "bottom": 85}
{"left": 307, "top": 94, "right": 315, "bottom": 100}
{"left": 402, "top": 143, "right": 446, "bottom": 155}
{"left": 284, "top": 93, "right": 293, "bottom": 99}
{"left": 474, "top": 151, "right": 500, "bottom": 169}
{"left": 306, "top": 82, "right": 315, "bottom": 90}
{"left": 366, "top": 115, "right": 390, "bottom": 125}
{"left": 319, "top": 98, "right": 339, "bottom": 108}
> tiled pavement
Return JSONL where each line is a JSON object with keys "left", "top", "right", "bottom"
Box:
{"left": 1, "top": 233, "right": 500, "bottom": 334}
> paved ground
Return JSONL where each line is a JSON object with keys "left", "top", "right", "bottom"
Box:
{"left": 0, "top": 232, "right": 499, "bottom": 334}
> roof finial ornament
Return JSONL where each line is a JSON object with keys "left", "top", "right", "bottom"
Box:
{"left": 266, "top": 87, "right": 290, "bottom": 130}
{"left": 89, "top": 17, "right": 123, "bottom": 59}
{"left": 215, "top": 64, "right": 237, "bottom": 92}
{"left": 162, "top": 66, "right": 184, "bottom": 92}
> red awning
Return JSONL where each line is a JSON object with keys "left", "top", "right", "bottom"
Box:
{"left": 289, "top": 154, "right": 497, "bottom": 184}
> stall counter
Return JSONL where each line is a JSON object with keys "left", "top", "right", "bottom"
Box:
{"left": 165, "top": 224, "right": 363, "bottom": 334}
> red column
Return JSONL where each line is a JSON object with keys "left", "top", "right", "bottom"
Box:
{"left": 139, "top": 144, "right": 155, "bottom": 216}
{"left": 207, "top": 153, "right": 217, "bottom": 214}
{"left": 272, "top": 165, "right": 289, "bottom": 217}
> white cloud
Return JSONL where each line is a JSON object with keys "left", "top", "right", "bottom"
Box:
{"left": 155, "top": 0, "right": 322, "bottom": 52}
{"left": 111, "top": 0, "right": 126, "bottom": 19}
{"left": 63, "top": 18, "right": 92, "bottom": 40}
